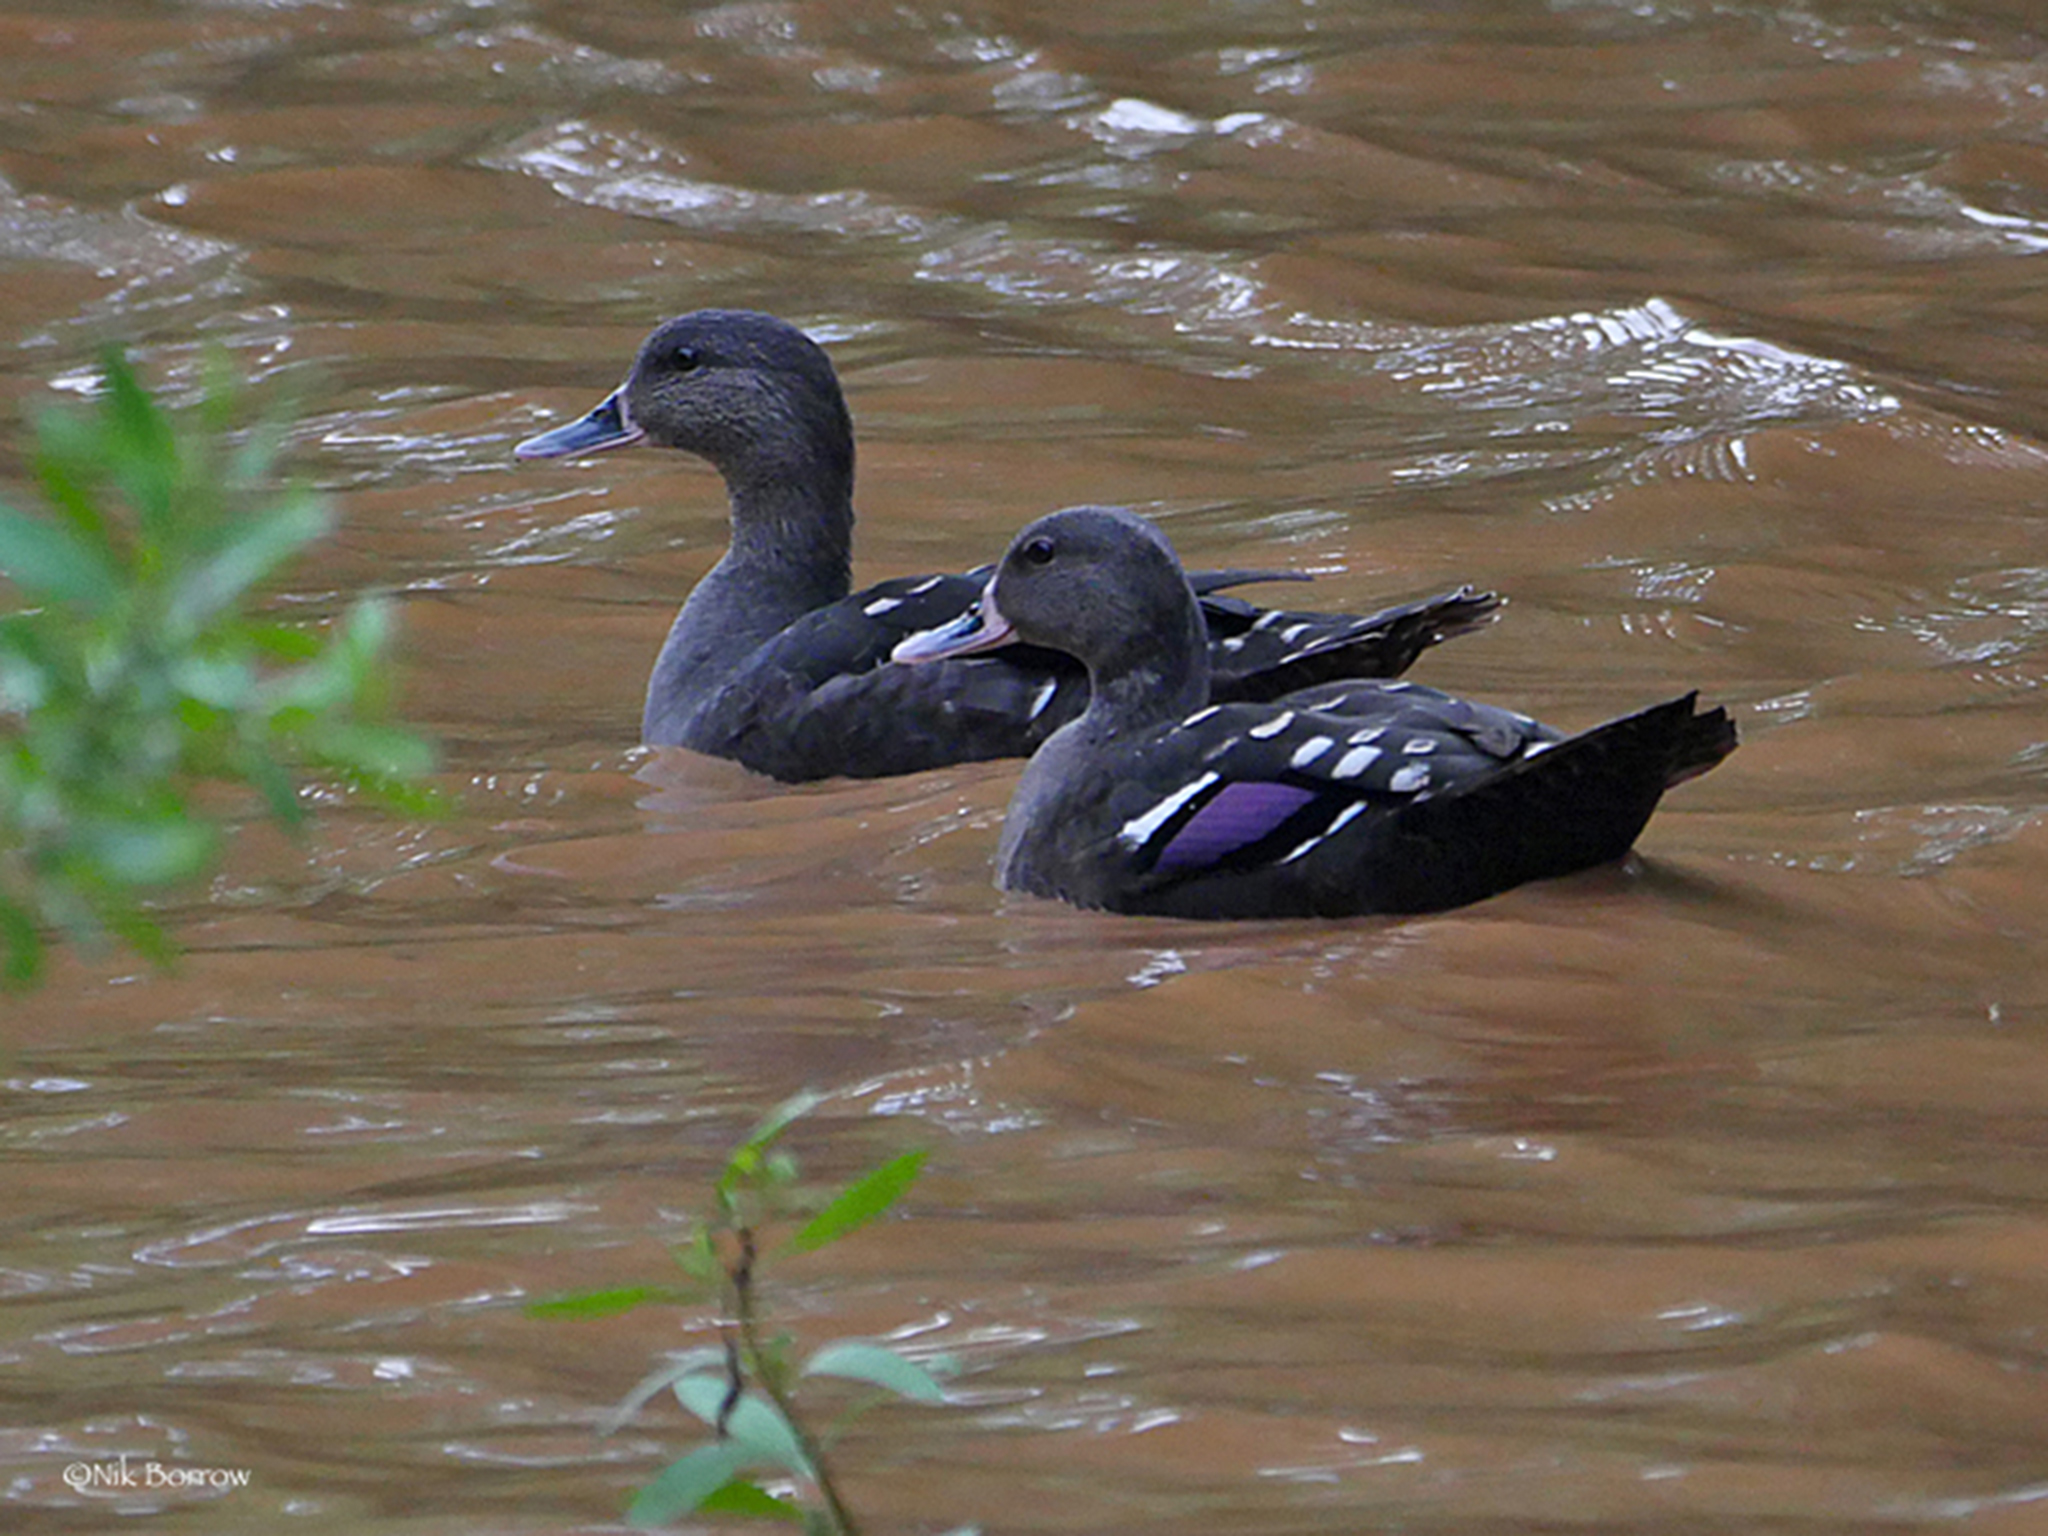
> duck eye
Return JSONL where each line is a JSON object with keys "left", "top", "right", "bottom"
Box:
{"left": 672, "top": 346, "right": 703, "bottom": 373}
{"left": 1020, "top": 535, "right": 1056, "bottom": 567}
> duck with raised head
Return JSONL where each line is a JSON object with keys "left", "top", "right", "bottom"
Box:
{"left": 516, "top": 309, "right": 1501, "bottom": 783}
{"left": 894, "top": 505, "right": 1737, "bottom": 918}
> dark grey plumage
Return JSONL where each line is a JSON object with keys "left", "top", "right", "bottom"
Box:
{"left": 894, "top": 505, "right": 1737, "bottom": 918}
{"left": 518, "top": 309, "right": 1500, "bottom": 782}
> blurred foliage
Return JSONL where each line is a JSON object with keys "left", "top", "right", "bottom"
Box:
{"left": 532, "top": 1091, "right": 966, "bottom": 1535}
{"left": 0, "top": 348, "right": 437, "bottom": 987}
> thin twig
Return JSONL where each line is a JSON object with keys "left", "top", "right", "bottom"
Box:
{"left": 716, "top": 1326, "right": 744, "bottom": 1438}
{"left": 730, "top": 1222, "right": 861, "bottom": 1536}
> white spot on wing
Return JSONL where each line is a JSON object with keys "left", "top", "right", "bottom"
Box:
{"left": 1118, "top": 772, "right": 1220, "bottom": 850}
{"left": 1331, "top": 744, "right": 1381, "bottom": 779}
{"left": 1388, "top": 763, "right": 1431, "bottom": 793}
{"left": 907, "top": 576, "right": 945, "bottom": 594}
{"left": 864, "top": 596, "right": 902, "bottom": 616}
{"left": 1028, "top": 679, "right": 1058, "bottom": 720}
{"left": 1402, "top": 738, "right": 1437, "bottom": 755}
{"left": 1279, "top": 833, "right": 1322, "bottom": 864}
{"left": 1248, "top": 710, "right": 1296, "bottom": 740}
{"left": 1280, "top": 622, "right": 1312, "bottom": 643}
{"left": 1182, "top": 704, "right": 1221, "bottom": 728}
{"left": 1289, "top": 735, "right": 1334, "bottom": 768}
{"left": 1348, "top": 725, "right": 1386, "bottom": 745}
{"left": 1201, "top": 734, "right": 1241, "bottom": 763}
{"left": 1221, "top": 635, "right": 1247, "bottom": 652}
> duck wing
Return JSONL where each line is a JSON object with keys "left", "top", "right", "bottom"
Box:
{"left": 1202, "top": 585, "right": 1503, "bottom": 700}
{"left": 695, "top": 574, "right": 1498, "bottom": 782}
{"left": 696, "top": 571, "right": 1084, "bottom": 781}
{"left": 1054, "top": 687, "right": 1730, "bottom": 917}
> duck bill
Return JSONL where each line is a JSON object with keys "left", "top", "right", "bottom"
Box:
{"left": 514, "top": 388, "right": 645, "bottom": 459}
{"left": 892, "top": 586, "right": 1018, "bottom": 664}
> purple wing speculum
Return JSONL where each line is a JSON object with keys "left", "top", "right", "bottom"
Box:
{"left": 1149, "top": 780, "right": 1319, "bottom": 875}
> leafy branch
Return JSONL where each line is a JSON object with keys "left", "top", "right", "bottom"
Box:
{"left": 533, "top": 1091, "right": 962, "bottom": 1533}
{"left": 0, "top": 349, "right": 437, "bottom": 985}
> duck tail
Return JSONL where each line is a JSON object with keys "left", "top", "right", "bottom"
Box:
{"left": 1663, "top": 693, "right": 1739, "bottom": 787}
{"left": 1371, "top": 693, "right": 1736, "bottom": 911}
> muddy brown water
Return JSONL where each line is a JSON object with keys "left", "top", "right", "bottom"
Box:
{"left": 5, "top": 2, "right": 2048, "bottom": 1532}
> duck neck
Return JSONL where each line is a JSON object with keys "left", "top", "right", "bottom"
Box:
{"left": 731, "top": 398, "right": 857, "bottom": 583}
{"left": 644, "top": 445, "right": 855, "bottom": 743}
{"left": 722, "top": 464, "right": 855, "bottom": 615}
{"left": 1075, "top": 598, "right": 1211, "bottom": 744}
{"left": 998, "top": 595, "right": 1208, "bottom": 885}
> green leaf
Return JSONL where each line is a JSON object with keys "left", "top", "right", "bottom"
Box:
{"left": 168, "top": 490, "right": 331, "bottom": 632}
{"left": 719, "top": 1089, "right": 825, "bottom": 1205}
{"left": 524, "top": 1284, "right": 673, "bottom": 1321}
{"left": 789, "top": 1148, "right": 926, "bottom": 1254}
{"left": 24, "top": 417, "right": 111, "bottom": 548}
{"left": 244, "top": 622, "right": 323, "bottom": 662}
{"left": 97, "top": 349, "right": 180, "bottom": 540}
{"left": 673, "top": 1226, "right": 721, "bottom": 1284}
{"left": 330, "top": 595, "right": 395, "bottom": 676}
{"left": 756, "top": 1331, "right": 795, "bottom": 1384}
{"left": 597, "top": 1347, "right": 731, "bottom": 1437}
{"left": 76, "top": 815, "right": 218, "bottom": 886}
{"left": 698, "top": 1478, "right": 804, "bottom": 1522}
{"left": 800, "top": 1339, "right": 952, "bottom": 1404}
{"left": 671, "top": 1377, "right": 814, "bottom": 1478}
{"left": 0, "top": 898, "right": 44, "bottom": 989}
{"left": 0, "top": 347, "right": 438, "bottom": 991}
{"left": 234, "top": 745, "right": 305, "bottom": 829}
{"left": 627, "top": 1442, "right": 747, "bottom": 1528}
{"left": 291, "top": 719, "right": 438, "bottom": 780}
{"left": 735, "top": 1090, "right": 826, "bottom": 1162}
{"left": 197, "top": 346, "right": 244, "bottom": 434}
{"left": 102, "top": 905, "right": 177, "bottom": 969}
{"left": 0, "top": 646, "right": 52, "bottom": 713}
{"left": 665, "top": 1372, "right": 739, "bottom": 1433}
{"left": 169, "top": 654, "right": 257, "bottom": 710}
{"left": 0, "top": 503, "right": 120, "bottom": 607}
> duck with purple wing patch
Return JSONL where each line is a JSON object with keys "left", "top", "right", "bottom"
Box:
{"left": 894, "top": 506, "right": 1737, "bottom": 919}
{"left": 516, "top": 309, "right": 1501, "bottom": 782}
